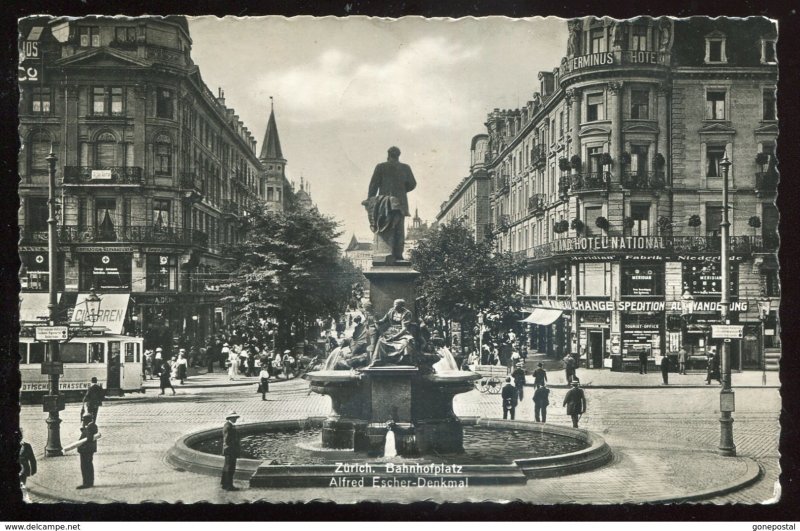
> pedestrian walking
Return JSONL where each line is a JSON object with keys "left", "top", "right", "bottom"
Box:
{"left": 221, "top": 411, "right": 241, "bottom": 491}
{"left": 532, "top": 384, "right": 550, "bottom": 423}
{"left": 258, "top": 366, "right": 270, "bottom": 400}
{"left": 247, "top": 349, "right": 256, "bottom": 377}
{"left": 176, "top": 351, "right": 188, "bottom": 384}
{"left": 638, "top": 349, "right": 649, "bottom": 374}
{"left": 661, "top": 354, "right": 671, "bottom": 385}
{"left": 706, "top": 351, "right": 721, "bottom": 385}
{"left": 76, "top": 412, "right": 98, "bottom": 489}
{"left": 159, "top": 364, "right": 176, "bottom": 395}
{"left": 19, "top": 428, "right": 37, "bottom": 491}
{"left": 206, "top": 341, "right": 216, "bottom": 373}
{"left": 81, "top": 377, "right": 104, "bottom": 424}
{"left": 563, "top": 379, "right": 586, "bottom": 428}
{"left": 501, "top": 377, "right": 518, "bottom": 420}
{"left": 563, "top": 353, "right": 576, "bottom": 384}
{"left": 511, "top": 362, "right": 526, "bottom": 401}
{"left": 678, "top": 347, "right": 687, "bottom": 375}
{"left": 227, "top": 344, "right": 238, "bottom": 380}
{"left": 532, "top": 362, "right": 548, "bottom": 389}
{"left": 154, "top": 347, "right": 163, "bottom": 376}
{"left": 144, "top": 349, "right": 154, "bottom": 380}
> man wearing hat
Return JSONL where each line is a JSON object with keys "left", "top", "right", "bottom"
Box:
{"left": 501, "top": 377, "right": 518, "bottom": 420}
{"left": 76, "top": 411, "right": 98, "bottom": 489}
{"left": 532, "top": 383, "right": 550, "bottom": 423}
{"left": 563, "top": 379, "right": 587, "bottom": 428}
{"left": 532, "top": 362, "right": 548, "bottom": 389}
{"left": 221, "top": 411, "right": 241, "bottom": 491}
{"left": 82, "top": 376, "right": 104, "bottom": 424}
{"left": 511, "top": 362, "right": 526, "bottom": 401}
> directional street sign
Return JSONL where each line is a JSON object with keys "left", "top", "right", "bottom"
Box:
{"left": 35, "top": 325, "right": 69, "bottom": 341}
{"left": 711, "top": 324, "right": 744, "bottom": 339}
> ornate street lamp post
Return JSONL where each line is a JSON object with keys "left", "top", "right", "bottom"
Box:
{"left": 718, "top": 153, "right": 736, "bottom": 457}
{"left": 44, "top": 147, "right": 63, "bottom": 457}
{"left": 758, "top": 291, "right": 771, "bottom": 387}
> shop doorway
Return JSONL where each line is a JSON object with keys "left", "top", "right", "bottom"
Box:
{"left": 589, "top": 330, "right": 605, "bottom": 368}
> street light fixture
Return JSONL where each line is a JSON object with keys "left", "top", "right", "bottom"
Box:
{"left": 757, "top": 291, "right": 771, "bottom": 387}
{"left": 84, "top": 288, "right": 102, "bottom": 324}
{"left": 718, "top": 152, "right": 735, "bottom": 457}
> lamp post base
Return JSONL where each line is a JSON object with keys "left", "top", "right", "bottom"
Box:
{"left": 45, "top": 414, "right": 63, "bottom": 457}
{"left": 718, "top": 414, "right": 736, "bottom": 457}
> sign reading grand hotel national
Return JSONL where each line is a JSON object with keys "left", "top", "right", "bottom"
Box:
{"left": 552, "top": 236, "right": 666, "bottom": 253}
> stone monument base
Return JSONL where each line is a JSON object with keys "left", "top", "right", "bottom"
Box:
{"left": 363, "top": 265, "right": 419, "bottom": 318}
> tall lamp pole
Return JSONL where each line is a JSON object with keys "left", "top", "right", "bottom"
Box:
{"left": 718, "top": 153, "right": 736, "bottom": 457}
{"left": 44, "top": 146, "right": 64, "bottom": 457}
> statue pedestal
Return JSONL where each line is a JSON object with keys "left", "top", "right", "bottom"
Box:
{"left": 363, "top": 265, "right": 419, "bottom": 318}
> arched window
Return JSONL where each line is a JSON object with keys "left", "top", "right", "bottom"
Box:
{"left": 29, "top": 131, "right": 52, "bottom": 173}
{"left": 154, "top": 133, "right": 172, "bottom": 175}
{"left": 95, "top": 132, "right": 117, "bottom": 168}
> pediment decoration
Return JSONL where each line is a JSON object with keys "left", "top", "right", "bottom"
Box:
{"left": 622, "top": 121, "right": 659, "bottom": 134}
{"left": 54, "top": 47, "right": 151, "bottom": 68}
{"left": 754, "top": 122, "right": 778, "bottom": 136}
{"left": 579, "top": 124, "right": 611, "bottom": 137}
{"left": 698, "top": 121, "right": 736, "bottom": 136}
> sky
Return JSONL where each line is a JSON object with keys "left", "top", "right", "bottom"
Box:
{"left": 187, "top": 16, "right": 568, "bottom": 245}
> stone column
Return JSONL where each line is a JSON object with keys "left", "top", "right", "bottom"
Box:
{"left": 657, "top": 82, "right": 670, "bottom": 179}
{"left": 64, "top": 85, "right": 79, "bottom": 166}
{"left": 608, "top": 82, "right": 623, "bottom": 187}
{"left": 566, "top": 88, "right": 581, "bottom": 157}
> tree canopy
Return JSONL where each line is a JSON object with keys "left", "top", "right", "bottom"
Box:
{"left": 221, "top": 204, "right": 364, "bottom": 348}
{"left": 410, "top": 220, "right": 524, "bottom": 325}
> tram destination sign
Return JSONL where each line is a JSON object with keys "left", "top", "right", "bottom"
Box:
{"left": 35, "top": 325, "right": 69, "bottom": 341}
{"left": 711, "top": 324, "right": 744, "bottom": 339}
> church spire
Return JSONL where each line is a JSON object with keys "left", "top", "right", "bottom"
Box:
{"left": 259, "top": 97, "right": 284, "bottom": 161}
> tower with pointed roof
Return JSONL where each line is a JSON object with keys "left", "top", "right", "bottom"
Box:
{"left": 259, "top": 97, "right": 287, "bottom": 212}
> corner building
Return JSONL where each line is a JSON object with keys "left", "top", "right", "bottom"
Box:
{"left": 481, "top": 17, "right": 778, "bottom": 372}
{"left": 18, "top": 16, "right": 288, "bottom": 345}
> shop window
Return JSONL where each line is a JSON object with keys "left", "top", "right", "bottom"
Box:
{"left": 631, "top": 25, "right": 648, "bottom": 51}
{"left": 20, "top": 252, "right": 50, "bottom": 291}
{"left": 761, "top": 39, "right": 777, "bottom": 64}
{"left": 630, "top": 89, "right": 649, "bottom": 119}
{"left": 705, "top": 33, "right": 727, "bottom": 64}
{"left": 146, "top": 254, "right": 177, "bottom": 291}
{"left": 26, "top": 197, "right": 48, "bottom": 231}
{"left": 29, "top": 131, "right": 51, "bottom": 173}
{"left": 705, "top": 90, "right": 726, "bottom": 120}
{"left": 154, "top": 134, "right": 172, "bottom": 175}
{"left": 584, "top": 206, "right": 602, "bottom": 237}
{"left": 631, "top": 203, "right": 650, "bottom": 236}
{"left": 590, "top": 28, "right": 606, "bottom": 53}
{"left": 62, "top": 343, "right": 89, "bottom": 363}
{"left": 763, "top": 88, "right": 776, "bottom": 121}
{"left": 622, "top": 263, "right": 664, "bottom": 297}
{"left": 578, "top": 263, "right": 610, "bottom": 296}
{"left": 152, "top": 199, "right": 171, "bottom": 227}
{"left": 705, "top": 145, "right": 726, "bottom": 178}
{"left": 79, "top": 26, "right": 100, "bottom": 47}
{"left": 157, "top": 88, "right": 174, "bottom": 119}
{"left": 586, "top": 93, "right": 604, "bottom": 122}
{"left": 682, "top": 261, "right": 738, "bottom": 295}
{"left": 29, "top": 343, "right": 45, "bottom": 364}
{"left": 31, "top": 86, "right": 51, "bottom": 114}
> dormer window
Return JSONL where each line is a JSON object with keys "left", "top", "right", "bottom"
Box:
{"left": 705, "top": 31, "right": 727, "bottom": 64}
{"left": 761, "top": 38, "right": 777, "bottom": 64}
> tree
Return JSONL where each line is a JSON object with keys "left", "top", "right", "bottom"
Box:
{"left": 220, "top": 204, "right": 363, "bottom": 350}
{"left": 410, "top": 220, "right": 524, "bottom": 334}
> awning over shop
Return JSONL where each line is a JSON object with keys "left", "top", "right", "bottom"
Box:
{"left": 71, "top": 293, "right": 130, "bottom": 335}
{"left": 521, "top": 308, "right": 563, "bottom": 326}
{"left": 19, "top": 292, "right": 60, "bottom": 323}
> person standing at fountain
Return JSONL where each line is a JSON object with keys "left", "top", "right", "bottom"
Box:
{"left": 532, "top": 362, "right": 548, "bottom": 389}
{"left": 221, "top": 411, "right": 241, "bottom": 491}
{"left": 258, "top": 365, "right": 270, "bottom": 400}
{"left": 501, "top": 377, "right": 518, "bottom": 420}
{"left": 532, "top": 383, "right": 550, "bottom": 423}
{"left": 563, "top": 379, "right": 586, "bottom": 428}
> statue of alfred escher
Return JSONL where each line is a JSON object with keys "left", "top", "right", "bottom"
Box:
{"left": 362, "top": 146, "right": 417, "bottom": 265}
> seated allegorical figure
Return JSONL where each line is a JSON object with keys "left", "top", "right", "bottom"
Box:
{"left": 322, "top": 337, "right": 371, "bottom": 371}
{"left": 369, "top": 299, "right": 418, "bottom": 367}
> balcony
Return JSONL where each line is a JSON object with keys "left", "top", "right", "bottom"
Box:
{"left": 532, "top": 145, "right": 546, "bottom": 169}
{"left": 622, "top": 171, "right": 666, "bottom": 192}
{"left": 498, "top": 215, "right": 511, "bottom": 233}
{"left": 222, "top": 199, "right": 241, "bottom": 218}
{"left": 570, "top": 172, "right": 610, "bottom": 193}
{"left": 63, "top": 166, "right": 144, "bottom": 186}
{"left": 19, "top": 227, "right": 49, "bottom": 245}
{"left": 494, "top": 176, "right": 509, "bottom": 196}
{"left": 55, "top": 225, "right": 209, "bottom": 248}
{"left": 755, "top": 171, "right": 778, "bottom": 197}
{"left": 528, "top": 194, "right": 546, "bottom": 215}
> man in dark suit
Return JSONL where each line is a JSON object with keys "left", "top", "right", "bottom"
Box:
{"left": 563, "top": 379, "right": 587, "bottom": 428}
{"left": 19, "top": 428, "right": 37, "bottom": 486}
{"left": 365, "top": 146, "right": 417, "bottom": 263}
{"left": 82, "top": 377, "right": 104, "bottom": 424}
{"left": 501, "top": 377, "right": 518, "bottom": 420}
{"left": 639, "top": 349, "right": 649, "bottom": 374}
{"left": 221, "top": 411, "right": 241, "bottom": 491}
{"left": 76, "top": 412, "right": 98, "bottom": 489}
{"left": 532, "top": 384, "right": 550, "bottom": 423}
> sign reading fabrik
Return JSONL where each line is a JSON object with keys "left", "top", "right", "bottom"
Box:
{"left": 561, "top": 51, "right": 669, "bottom": 74}
{"left": 551, "top": 236, "right": 667, "bottom": 253}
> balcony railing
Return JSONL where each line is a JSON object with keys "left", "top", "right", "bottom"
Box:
{"left": 622, "top": 171, "right": 666, "bottom": 191}
{"left": 180, "top": 172, "right": 203, "bottom": 193}
{"left": 495, "top": 176, "right": 509, "bottom": 196}
{"left": 755, "top": 171, "right": 778, "bottom": 196}
{"left": 222, "top": 199, "right": 241, "bottom": 217}
{"left": 63, "top": 166, "right": 144, "bottom": 185}
{"left": 52, "top": 225, "right": 208, "bottom": 248}
{"left": 532, "top": 145, "right": 547, "bottom": 168}
{"left": 528, "top": 194, "right": 546, "bottom": 215}
{"left": 19, "top": 227, "right": 49, "bottom": 244}
{"left": 570, "top": 172, "right": 610, "bottom": 193}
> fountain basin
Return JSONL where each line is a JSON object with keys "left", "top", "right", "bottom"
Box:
{"left": 166, "top": 417, "right": 613, "bottom": 487}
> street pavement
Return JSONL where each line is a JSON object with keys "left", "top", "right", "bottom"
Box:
{"left": 19, "top": 369, "right": 781, "bottom": 505}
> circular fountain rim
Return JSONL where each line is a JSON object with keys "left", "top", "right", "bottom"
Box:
{"left": 166, "top": 416, "right": 613, "bottom": 483}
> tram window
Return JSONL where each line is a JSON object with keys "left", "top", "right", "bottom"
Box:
{"left": 29, "top": 343, "right": 45, "bottom": 364}
{"left": 62, "top": 343, "right": 88, "bottom": 363}
{"left": 90, "top": 343, "right": 105, "bottom": 363}
{"left": 125, "top": 343, "right": 135, "bottom": 363}
{"left": 19, "top": 343, "right": 28, "bottom": 364}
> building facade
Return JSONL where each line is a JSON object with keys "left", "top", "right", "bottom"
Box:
{"left": 463, "top": 17, "right": 778, "bottom": 371}
{"left": 18, "top": 16, "right": 287, "bottom": 346}
{"left": 344, "top": 234, "right": 373, "bottom": 272}
{"left": 435, "top": 134, "right": 492, "bottom": 243}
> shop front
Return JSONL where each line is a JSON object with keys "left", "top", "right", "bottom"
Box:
{"left": 19, "top": 250, "right": 64, "bottom": 291}
{"left": 619, "top": 311, "right": 664, "bottom": 372}
{"left": 78, "top": 252, "right": 132, "bottom": 291}
{"left": 576, "top": 311, "right": 610, "bottom": 369}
